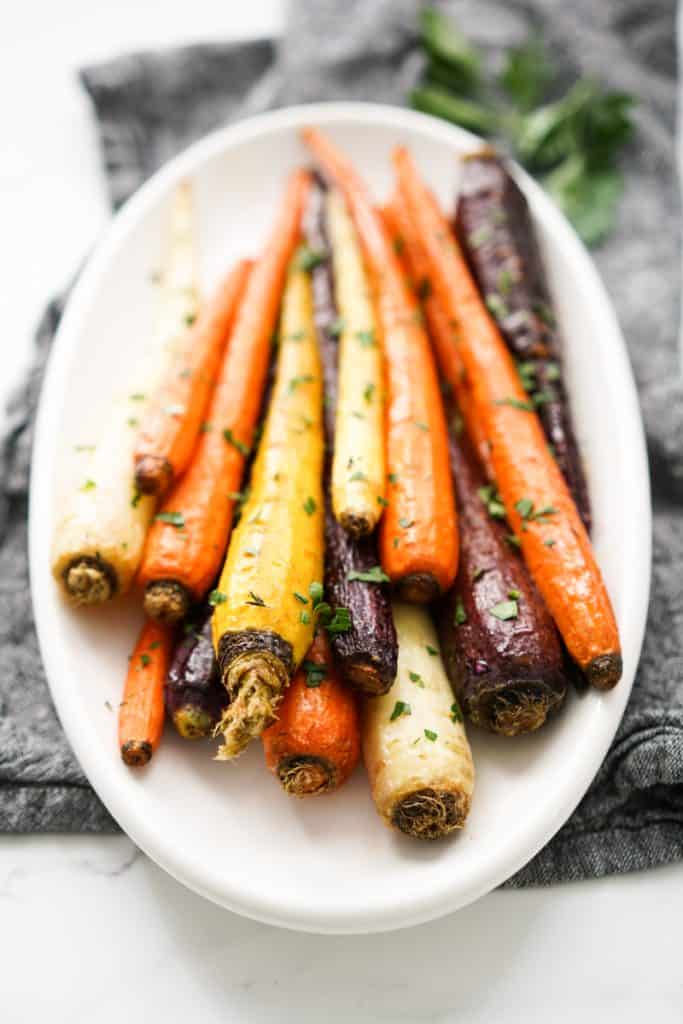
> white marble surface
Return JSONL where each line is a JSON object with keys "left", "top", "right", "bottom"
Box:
{"left": 2, "top": 2, "right": 682, "bottom": 1020}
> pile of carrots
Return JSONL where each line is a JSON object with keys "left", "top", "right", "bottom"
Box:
{"left": 52, "top": 130, "right": 621, "bottom": 841}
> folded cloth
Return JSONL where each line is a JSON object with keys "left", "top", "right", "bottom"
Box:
{"left": 1, "top": 0, "right": 681, "bottom": 885}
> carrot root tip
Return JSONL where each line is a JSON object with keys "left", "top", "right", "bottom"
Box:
{"left": 134, "top": 455, "right": 173, "bottom": 496}
{"left": 339, "top": 511, "right": 373, "bottom": 539}
{"left": 121, "top": 740, "right": 153, "bottom": 767}
{"left": 484, "top": 685, "right": 564, "bottom": 737}
{"left": 277, "top": 755, "right": 335, "bottom": 797}
{"left": 214, "top": 651, "right": 288, "bottom": 760}
{"left": 144, "top": 581, "right": 191, "bottom": 625}
{"left": 394, "top": 572, "right": 441, "bottom": 605}
{"left": 343, "top": 657, "right": 394, "bottom": 696}
{"left": 586, "top": 653, "right": 623, "bottom": 691}
{"left": 63, "top": 557, "right": 115, "bottom": 605}
{"left": 391, "top": 787, "right": 469, "bottom": 840}
{"left": 172, "top": 705, "right": 214, "bottom": 740}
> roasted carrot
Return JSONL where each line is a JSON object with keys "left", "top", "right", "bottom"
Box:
{"left": 302, "top": 128, "right": 458, "bottom": 603}
{"left": 363, "top": 601, "right": 474, "bottom": 839}
{"left": 134, "top": 169, "right": 311, "bottom": 497}
{"left": 51, "top": 183, "right": 199, "bottom": 605}
{"left": 326, "top": 190, "right": 386, "bottom": 537}
{"left": 119, "top": 619, "right": 173, "bottom": 766}
{"left": 211, "top": 256, "right": 325, "bottom": 759}
{"left": 137, "top": 259, "right": 262, "bottom": 623}
{"left": 393, "top": 146, "right": 621, "bottom": 689}
{"left": 455, "top": 151, "right": 591, "bottom": 530}
{"left": 304, "top": 179, "right": 398, "bottom": 695}
{"left": 381, "top": 196, "right": 493, "bottom": 480}
{"left": 262, "top": 631, "right": 360, "bottom": 796}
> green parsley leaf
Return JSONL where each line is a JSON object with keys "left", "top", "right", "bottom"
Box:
{"left": 300, "top": 611, "right": 311, "bottom": 625}
{"left": 508, "top": 588, "right": 521, "bottom": 599}
{"left": 347, "top": 566, "right": 390, "bottom": 584}
{"left": 293, "top": 591, "right": 308, "bottom": 604}
{"left": 302, "top": 660, "right": 326, "bottom": 688}
{"left": 363, "top": 382, "right": 376, "bottom": 404}
{"left": 155, "top": 511, "right": 184, "bottom": 528}
{"left": 329, "top": 316, "right": 345, "bottom": 337}
{"left": 303, "top": 496, "right": 317, "bottom": 516}
{"left": 349, "top": 471, "right": 367, "bottom": 482}
{"left": 377, "top": 495, "right": 389, "bottom": 507}
{"left": 450, "top": 701, "right": 463, "bottom": 724}
{"left": 246, "top": 591, "right": 266, "bottom": 607}
{"left": 409, "top": 671, "right": 425, "bottom": 688}
{"left": 485, "top": 293, "right": 509, "bottom": 319}
{"left": 398, "top": 517, "right": 415, "bottom": 529}
{"left": 414, "top": 420, "right": 430, "bottom": 431}
{"left": 208, "top": 590, "right": 227, "bottom": 606}
{"left": 489, "top": 599, "right": 519, "bottom": 621}
{"left": 309, "top": 581, "right": 324, "bottom": 606}
{"left": 454, "top": 596, "right": 467, "bottom": 625}
{"left": 500, "top": 35, "right": 553, "bottom": 112}
{"left": 495, "top": 396, "right": 535, "bottom": 412}
{"left": 287, "top": 374, "right": 314, "bottom": 395}
{"left": 390, "top": 700, "right": 412, "bottom": 722}
{"left": 424, "top": 728, "right": 438, "bottom": 742}
{"left": 140, "top": 653, "right": 151, "bottom": 668}
{"left": 324, "top": 607, "right": 352, "bottom": 635}
{"left": 81, "top": 479, "right": 96, "bottom": 492}
{"left": 295, "top": 246, "right": 325, "bottom": 272}
{"left": 426, "top": 644, "right": 439, "bottom": 656}
{"left": 223, "top": 429, "right": 250, "bottom": 456}
{"left": 355, "top": 329, "right": 376, "bottom": 348}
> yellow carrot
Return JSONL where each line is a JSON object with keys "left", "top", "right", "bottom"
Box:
{"left": 51, "top": 182, "right": 199, "bottom": 604}
{"left": 211, "top": 256, "right": 325, "bottom": 759}
{"left": 326, "top": 190, "right": 386, "bottom": 536}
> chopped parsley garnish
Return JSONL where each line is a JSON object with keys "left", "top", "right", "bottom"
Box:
{"left": 287, "top": 374, "right": 314, "bottom": 395}
{"left": 454, "top": 596, "right": 467, "bottom": 625}
{"left": 303, "top": 496, "right": 317, "bottom": 516}
{"left": 398, "top": 517, "right": 415, "bottom": 529}
{"left": 545, "top": 362, "right": 561, "bottom": 381}
{"left": 74, "top": 444, "right": 95, "bottom": 452}
{"left": 355, "top": 329, "right": 376, "bottom": 348}
{"left": 127, "top": 417, "right": 139, "bottom": 428}
{"left": 472, "top": 566, "right": 486, "bottom": 581}
{"left": 200, "top": 421, "right": 213, "bottom": 433}
{"left": 329, "top": 316, "right": 345, "bottom": 337}
{"left": 515, "top": 498, "right": 558, "bottom": 523}
{"left": 155, "top": 511, "right": 185, "bottom": 527}
{"left": 223, "top": 429, "right": 250, "bottom": 456}
{"left": 426, "top": 644, "right": 439, "bottom": 656}
{"left": 284, "top": 330, "right": 306, "bottom": 343}
{"left": 532, "top": 390, "right": 554, "bottom": 408}
{"left": 129, "top": 393, "right": 145, "bottom": 401}
{"left": 246, "top": 591, "right": 266, "bottom": 607}
{"left": 486, "top": 293, "right": 509, "bottom": 319}
{"left": 208, "top": 590, "right": 227, "bottom": 606}
{"left": 506, "top": 533, "right": 521, "bottom": 549}
{"left": 390, "top": 701, "right": 412, "bottom": 722}
{"left": 349, "top": 471, "right": 367, "bottom": 482}
{"left": 414, "top": 420, "right": 429, "bottom": 431}
{"left": 495, "top": 396, "right": 535, "bottom": 412}
{"left": 163, "top": 403, "right": 185, "bottom": 416}
{"left": 478, "top": 484, "right": 506, "bottom": 519}
{"left": 424, "top": 729, "right": 438, "bottom": 742}
{"left": 302, "top": 660, "right": 326, "bottom": 688}
{"left": 300, "top": 611, "right": 311, "bottom": 625}
{"left": 351, "top": 411, "right": 365, "bottom": 420}
{"left": 544, "top": 538, "right": 556, "bottom": 548}
{"left": 393, "top": 236, "right": 405, "bottom": 256}
{"left": 388, "top": 472, "right": 400, "bottom": 484}
{"left": 295, "top": 246, "right": 325, "bottom": 272}
{"left": 81, "top": 479, "right": 96, "bottom": 492}
{"left": 347, "top": 566, "right": 390, "bottom": 584}
{"left": 363, "top": 382, "right": 376, "bottom": 404}
{"left": 140, "top": 654, "right": 151, "bottom": 668}
{"left": 508, "top": 588, "right": 521, "bottom": 599}
{"left": 489, "top": 599, "right": 519, "bottom": 621}
{"left": 130, "top": 490, "right": 142, "bottom": 509}
{"left": 377, "top": 496, "right": 389, "bottom": 507}
{"left": 468, "top": 225, "right": 492, "bottom": 248}
{"left": 293, "top": 591, "right": 308, "bottom": 604}
{"left": 450, "top": 701, "right": 463, "bottom": 724}
{"left": 497, "top": 268, "right": 515, "bottom": 295}
{"left": 409, "top": 671, "right": 425, "bottom": 688}
{"left": 185, "top": 313, "right": 197, "bottom": 327}
{"left": 323, "top": 607, "right": 352, "bottom": 635}
{"left": 516, "top": 360, "right": 537, "bottom": 393}
{"left": 309, "top": 581, "right": 324, "bottom": 606}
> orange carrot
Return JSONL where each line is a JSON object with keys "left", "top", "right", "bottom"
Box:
{"left": 381, "top": 198, "right": 493, "bottom": 480}
{"left": 134, "top": 169, "right": 311, "bottom": 496}
{"left": 302, "top": 128, "right": 458, "bottom": 603}
{"left": 393, "top": 146, "right": 621, "bottom": 689}
{"left": 118, "top": 619, "right": 173, "bottom": 766}
{"left": 262, "top": 632, "right": 360, "bottom": 796}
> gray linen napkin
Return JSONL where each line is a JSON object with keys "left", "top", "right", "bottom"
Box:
{"left": 1, "top": 0, "right": 681, "bottom": 885}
